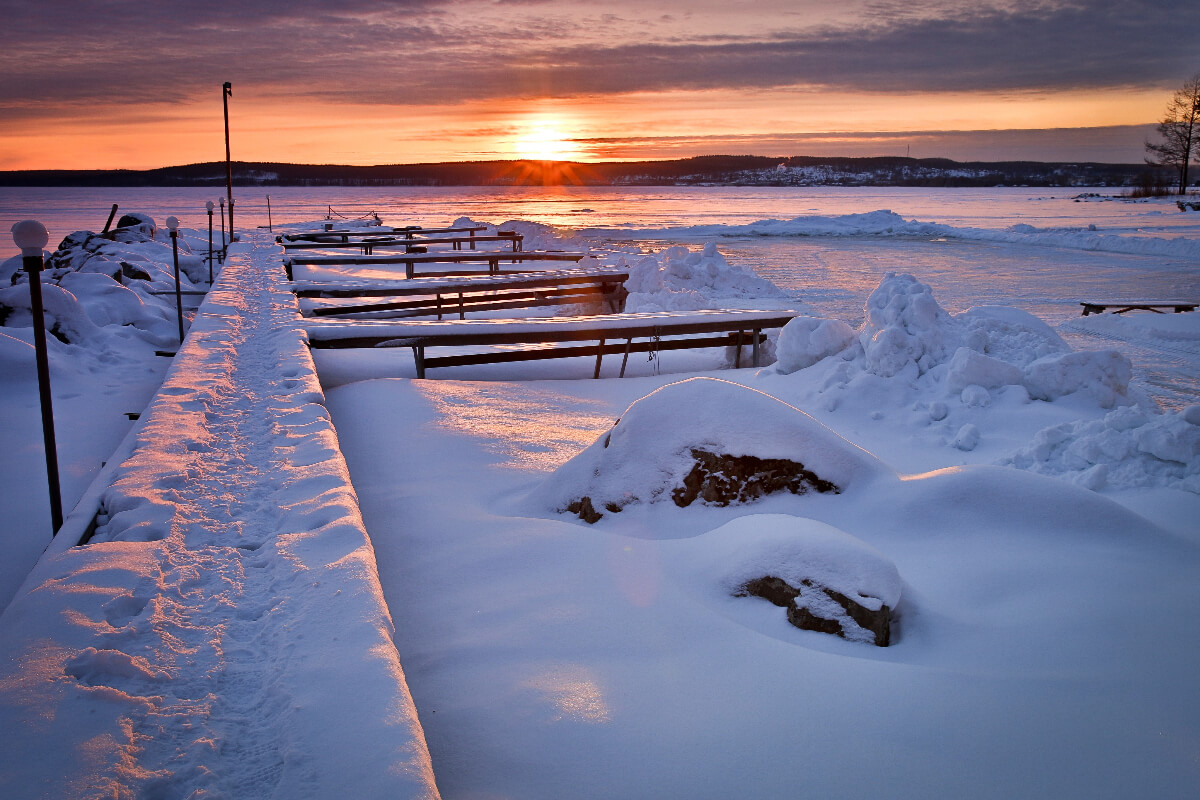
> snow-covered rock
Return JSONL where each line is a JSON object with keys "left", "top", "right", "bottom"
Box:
{"left": 685, "top": 514, "right": 902, "bottom": 645}
{"left": 533, "top": 377, "right": 890, "bottom": 522}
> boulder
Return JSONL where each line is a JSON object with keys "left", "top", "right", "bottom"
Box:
{"left": 739, "top": 574, "right": 893, "bottom": 646}
{"left": 671, "top": 448, "right": 839, "bottom": 508}
{"left": 534, "top": 377, "right": 890, "bottom": 524}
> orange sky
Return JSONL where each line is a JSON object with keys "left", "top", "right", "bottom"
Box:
{"left": 0, "top": 1, "right": 1194, "bottom": 169}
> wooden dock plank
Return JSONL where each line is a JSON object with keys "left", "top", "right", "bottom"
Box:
{"left": 303, "top": 308, "right": 799, "bottom": 378}
{"left": 1080, "top": 301, "right": 1197, "bottom": 315}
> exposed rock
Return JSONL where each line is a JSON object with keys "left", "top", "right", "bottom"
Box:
{"left": 121, "top": 262, "right": 152, "bottom": 281}
{"left": 671, "top": 448, "right": 840, "bottom": 508}
{"left": 566, "top": 495, "right": 626, "bottom": 523}
{"left": 566, "top": 496, "right": 603, "bottom": 524}
{"left": 739, "top": 574, "right": 892, "bottom": 646}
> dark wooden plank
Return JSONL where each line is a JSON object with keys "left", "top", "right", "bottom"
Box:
{"left": 308, "top": 284, "right": 622, "bottom": 318}
{"left": 281, "top": 233, "right": 523, "bottom": 252}
{"left": 286, "top": 250, "right": 587, "bottom": 268}
{"left": 290, "top": 268, "right": 628, "bottom": 298}
{"left": 279, "top": 225, "right": 486, "bottom": 243}
{"left": 416, "top": 332, "right": 760, "bottom": 372}
{"left": 1080, "top": 301, "right": 1198, "bottom": 316}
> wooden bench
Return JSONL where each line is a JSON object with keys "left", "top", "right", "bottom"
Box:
{"left": 1080, "top": 301, "right": 1198, "bottom": 316}
{"left": 303, "top": 309, "right": 799, "bottom": 378}
{"left": 280, "top": 232, "right": 523, "bottom": 254}
{"left": 279, "top": 225, "right": 487, "bottom": 243}
{"left": 290, "top": 267, "right": 629, "bottom": 319}
{"left": 285, "top": 250, "right": 591, "bottom": 280}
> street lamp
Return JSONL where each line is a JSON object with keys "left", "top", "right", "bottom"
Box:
{"left": 11, "top": 219, "right": 63, "bottom": 533}
{"left": 223, "top": 81, "right": 234, "bottom": 241}
{"left": 165, "top": 216, "right": 185, "bottom": 343}
{"left": 205, "top": 200, "right": 214, "bottom": 283}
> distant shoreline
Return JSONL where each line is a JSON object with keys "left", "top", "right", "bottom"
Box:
{"left": 0, "top": 155, "right": 1158, "bottom": 189}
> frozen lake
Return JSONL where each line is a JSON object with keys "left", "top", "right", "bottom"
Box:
{"left": 4, "top": 184, "right": 1198, "bottom": 406}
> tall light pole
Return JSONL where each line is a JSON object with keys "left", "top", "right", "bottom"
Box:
{"left": 205, "top": 200, "right": 214, "bottom": 283}
{"left": 166, "top": 216, "right": 185, "bottom": 344}
{"left": 11, "top": 220, "right": 63, "bottom": 533}
{"left": 223, "top": 81, "right": 234, "bottom": 241}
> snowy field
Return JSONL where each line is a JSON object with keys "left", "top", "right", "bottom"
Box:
{"left": 0, "top": 189, "right": 1198, "bottom": 797}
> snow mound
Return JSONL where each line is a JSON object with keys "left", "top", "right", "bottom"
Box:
{"left": 1003, "top": 405, "right": 1200, "bottom": 493}
{"left": 958, "top": 305, "right": 1070, "bottom": 366}
{"left": 1022, "top": 350, "right": 1133, "bottom": 409}
{"left": 861, "top": 273, "right": 958, "bottom": 377}
{"left": 683, "top": 514, "right": 903, "bottom": 611}
{"left": 621, "top": 243, "right": 786, "bottom": 313}
{"left": 776, "top": 316, "right": 858, "bottom": 374}
{"left": 452, "top": 216, "right": 580, "bottom": 252}
{"left": 1, "top": 218, "right": 208, "bottom": 356}
{"left": 777, "top": 273, "right": 1132, "bottom": 412}
{"left": 531, "top": 377, "right": 890, "bottom": 522}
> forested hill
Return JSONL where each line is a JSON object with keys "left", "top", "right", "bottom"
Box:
{"left": 0, "top": 155, "right": 1152, "bottom": 188}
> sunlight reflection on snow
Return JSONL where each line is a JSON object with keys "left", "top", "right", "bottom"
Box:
{"left": 524, "top": 664, "right": 610, "bottom": 724}
{"left": 412, "top": 381, "right": 614, "bottom": 471}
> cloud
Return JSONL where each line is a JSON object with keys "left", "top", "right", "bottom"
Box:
{"left": 0, "top": 0, "right": 1195, "bottom": 110}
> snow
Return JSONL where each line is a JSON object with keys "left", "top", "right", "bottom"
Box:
{"left": 678, "top": 514, "right": 903, "bottom": 610}
{"left": 529, "top": 376, "right": 888, "bottom": 517}
{"left": 584, "top": 207, "right": 1200, "bottom": 260}
{"left": 0, "top": 190, "right": 1198, "bottom": 798}
{"left": 0, "top": 226, "right": 437, "bottom": 798}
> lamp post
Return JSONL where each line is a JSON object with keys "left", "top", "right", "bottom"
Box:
{"left": 11, "top": 220, "right": 63, "bottom": 533}
{"left": 223, "top": 81, "right": 234, "bottom": 241}
{"left": 205, "top": 200, "right": 214, "bottom": 283}
{"left": 219, "top": 197, "right": 226, "bottom": 263}
{"left": 166, "top": 216, "right": 185, "bottom": 344}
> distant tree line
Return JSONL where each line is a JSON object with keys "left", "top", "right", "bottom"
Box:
{"left": 0, "top": 155, "right": 1161, "bottom": 189}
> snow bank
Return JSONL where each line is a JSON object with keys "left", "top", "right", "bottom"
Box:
{"left": 580, "top": 209, "right": 1200, "bottom": 259}
{"left": 762, "top": 272, "right": 1162, "bottom": 473}
{"left": 620, "top": 243, "right": 788, "bottom": 313}
{"left": 785, "top": 275, "right": 1135, "bottom": 404}
{"left": 531, "top": 377, "right": 890, "bottom": 520}
{"left": 1, "top": 216, "right": 207, "bottom": 357}
{"left": 1004, "top": 405, "right": 1200, "bottom": 492}
{"left": 0, "top": 233, "right": 440, "bottom": 799}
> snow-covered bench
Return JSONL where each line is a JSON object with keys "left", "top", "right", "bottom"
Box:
{"left": 303, "top": 308, "right": 798, "bottom": 378}
{"left": 279, "top": 224, "right": 487, "bottom": 243}
{"left": 284, "top": 249, "right": 591, "bottom": 280}
{"left": 279, "top": 231, "right": 523, "bottom": 254}
{"left": 1079, "top": 300, "right": 1197, "bottom": 315}
{"left": 290, "top": 267, "right": 629, "bottom": 319}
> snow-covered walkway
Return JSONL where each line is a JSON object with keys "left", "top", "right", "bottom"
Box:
{"left": 0, "top": 236, "right": 439, "bottom": 799}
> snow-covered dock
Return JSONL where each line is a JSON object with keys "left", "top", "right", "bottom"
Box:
{"left": 0, "top": 237, "right": 440, "bottom": 799}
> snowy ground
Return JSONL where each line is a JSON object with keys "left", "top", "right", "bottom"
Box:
{"left": 0, "top": 204, "right": 1197, "bottom": 798}
{"left": 320, "top": 272, "right": 1200, "bottom": 799}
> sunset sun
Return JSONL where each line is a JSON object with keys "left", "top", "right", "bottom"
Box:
{"left": 513, "top": 122, "right": 583, "bottom": 161}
